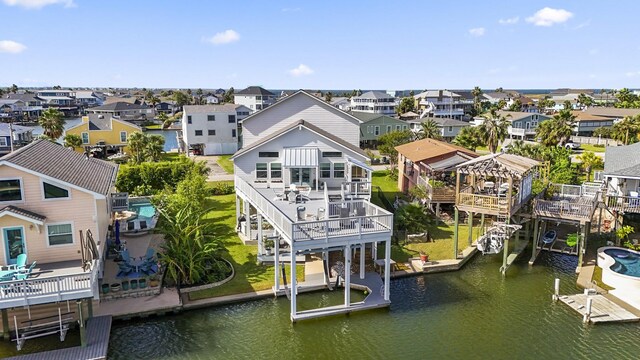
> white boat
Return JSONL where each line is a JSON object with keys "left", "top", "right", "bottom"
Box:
{"left": 476, "top": 224, "right": 522, "bottom": 255}
{"left": 542, "top": 230, "right": 557, "bottom": 244}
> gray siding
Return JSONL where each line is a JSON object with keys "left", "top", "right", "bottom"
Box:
{"left": 361, "top": 117, "right": 408, "bottom": 141}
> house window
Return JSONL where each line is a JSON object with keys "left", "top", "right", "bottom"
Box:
{"left": 228, "top": 115, "right": 236, "bottom": 123}
{"left": 448, "top": 126, "right": 453, "bottom": 132}
{"left": 374, "top": 126, "right": 380, "bottom": 136}
{"left": 47, "top": 223, "right": 73, "bottom": 246}
{"left": 0, "top": 179, "right": 22, "bottom": 202}
{"left": 187, "top": 115, "right": 192, "bottom": 124}
{"left": 259, "top": 152, "right": 279, "bottom": 158}
{"left": 207, "top": 115, "right": 215, "bottom": 121}
{"left": 333, "top": 163, "right": 345, "bottom": 178}
{"left": 396, "top": 125, "right": 401, "bottom": 131}
{"left": 256, "top": 163, "right": 268, "bottom": 179}
{"left": 231, "top": 129, "right": 236, "bottom": 138}
{"left": 403, "top": 125, "right": 408, "bottom": 130}
{"left": 386, "top": 125, "right": 392, "bottom": 133}
{"left": 81, "top": 132, "right": 89, "bottom": 144}
{"left": 270, "top": 163, "right": 282, "bottom": 179}
{"left": 322, "top": 152, "right": 342, "bottom": 158}
{"left": 320, "top": 163, "right": 331, "bottom": 178}
{"left": 195, "top": 130, "right": 203, "bottom": 136}
{"left": 0, "top": 138, "right": 7, "bottom": 147}
{"left": 208, "top": 129, "right": 216, "bottom": 136}
{"left": 120, "top": 131, "right": 127, "bottom": 143}
{"left": 43, "top": 182, "right": 69, "bottom": 199}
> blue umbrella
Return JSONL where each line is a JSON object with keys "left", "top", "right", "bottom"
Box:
{"left": 115, "top": 219, "right": 121, "bottom": 246}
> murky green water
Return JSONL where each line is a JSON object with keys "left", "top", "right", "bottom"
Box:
{"left": 107, "top": 252, "right": 640, "bottom": 360}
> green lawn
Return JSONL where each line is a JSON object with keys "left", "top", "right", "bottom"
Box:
{"left": 371, "top": 170, "right": 401, "bottom": 209}
{"left": 160, "top": 152, "right": 182, "bottom": 162}
{"left": 188, "top": 193, "right": 304, "bottom": 300}
{"left": 579, "top": 144, "right": 606, "bottom": 153}
{"left": 217, "top": 155, "right": 234, "bottom": 174}
{"left": 144, "top": 124, "right": 162, "bottom": 130}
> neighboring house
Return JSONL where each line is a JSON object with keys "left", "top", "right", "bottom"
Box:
{"left": 482, "top": 92, "right": 514, "bottom": 106}
{"left": 571, "top": 111, "right": 615, "bottom": 136}
{"left": 430, "top": 117, "right": 470, "bottom": 141}
{"left": 103, "top": 96, "right": 145, "bottom": 105}
{"left": 603, "top": 142, "right": 640, "bottom": 216}
{"left": 583, "top": 107, "right": 640, "bottom": 121}
{"left": 155, "top": 101, "right": 176, "bottom": 114}
{"left": 330, "top": 97, "right": 351, "bottom": 112}
{"left": 496, "top": 111, "right": 551, "bottom": 140}
{"left": 413, "top": 90, "right": 473, "bottom": 119}
{"left": 506, "top": 96, "right": 538, "bottom": 113}
{"left": 88, "top": 102, "right": 153, "bottom": 123}
{"left": 230, "top": 90, "right": 393, "bottom": 321}
{"left": 65, "top": 114, "right": 142, "bottom": 156}
{"left": 234, "top": 86, "right": 277, "bottom": 113}
{"left": 0, "top": 139, "right": 117, "bottom": 314}
{"left": 0, "top": 99, "right": 25, "bottom": 120}
{"left": 181, "top": 104, "right": 251, "bottom": 155}
{"left": 6, "top": 94, "right": 43, "bottom": 119}
{"left": 350, "top": 112, "right": 409, "bottom": 148}
{"left": 550, "top": 94, "right": 583, "bottom": 110}
{"left": 205, "top": 95, "right": 220, "bottom": 104}
{"left": 0, "top": 123, "right": 33, "bottom": 155}
{"left": 350, "top": 91, "right": 397, "bottom": 116}
{"left": 75, "top": 90, "right": 104, "bottom": 108}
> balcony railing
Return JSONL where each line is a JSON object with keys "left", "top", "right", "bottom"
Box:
{"left": 0, "top": 267, "right": 97, "bottom": 309}
{"left": 417, "top": 176, "right": 456, "bottom": 202}
{"left": 342, "top": 181, "right": 372, "bottom": 200}
{"left": 605, "top": 194, "right": 640, "bottom": 213}
{"left": 533, "top": 199, "right": 595, "bottom": 221}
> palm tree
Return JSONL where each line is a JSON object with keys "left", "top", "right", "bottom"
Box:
{"left": 127, "top": 132, "right": 148, "bottom": 164}
{"left": 452, "top": 126, "right": 484, "bottom": 151}
{"left": 471, "top": 86, "right": 483, "bottom": 115}
{"left": 63, "top": 134, "right": 83, "bottom": 150}
{"left": 417, "top": 119, "right": 442, "bottom": 140}
{"left": 611, "top": 115, "right": 640, "bottom": 145}
{"left": 38, "top": 108, "right": 66, "bottom": 140}
{"left": 479, "top": 108, "right": 510, "bottom": 153}
{"left": 577, "top": 151, "right": 604, "bottom": 182}
{"left": 145, "top": 134, "right": 165, "bottom": 162}
{"left": 535, "top": 109, "right": 577, "bottom": 146}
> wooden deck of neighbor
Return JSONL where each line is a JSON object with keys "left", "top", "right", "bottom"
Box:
{"left": 558, "top": 294, "right": 640, "bottom": 324}
{"left": 5, "top": 315, "right": 112, "bottom": 360}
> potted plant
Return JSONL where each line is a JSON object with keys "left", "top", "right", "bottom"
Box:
{"left": 264, "top": 238, "right": 275, "bottom": 256}
{"left": 139, "top": 278, "right": 147, "bottom": 289}
{"left": 121, "top": 280, "right": 130, "bottom": 291}
{"left": 101, "top": 283, "right": 110, "bottom": 294}
{"left": 130, "top": 279, "right": 139, "bottom": 290}
{"left": 149, "top": 275, "right": 159, "bottom": 287}
{"left": 420, "top": 251, "right": 429, "bottom": 263}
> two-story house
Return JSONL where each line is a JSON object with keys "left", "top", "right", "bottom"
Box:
{"left": 74, "top": 90, "right": 104, "bottom": 108}
{"left": 495, "top": 111, "right": 551, "bottom": 140}
{"left": 65, "top": 114, "right": 142, "bottom": 157}
{"left": 571, "top": 111, "right": 615, "bottom": 136}
{"left": 233, "top": 86, "right": 277, "bottom": 114}
{"left": 603, "top": 142, "right": 640, "bottom": 216}
{"left": 88, "top": 102, "right": 153, "bottom": 124}
{"left": 231, "top": 90, "right": 393, "bottom": 322}
{"left": 350, "top": 91, "right": 397, "bottom": 116}
{"left": 181, "top": 104, "right": 251, "bottom": 155}
{"left": 6, "top": 93, "right": 43, "bottom": 119}
{"left": 0, "top": 140, "right": 117, "bottom": 333}
{"left": 351, "top": 112, "right": 409, "bottom": 148}
{"left": 0, "top": 123, "right": 33, "bottom": 155}
{"left": 0, "top": 99, "right": 24, "bottom": 120}
{"left": 413, "top": 90, "right": 474, "bottom": 119}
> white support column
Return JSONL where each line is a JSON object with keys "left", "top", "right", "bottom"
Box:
{"left": 274, "top": 236, "right": 280, "bottom": 291}
{"left": 315, "top": 166, "right": 319, "bottom": 191}
{"left": 360, "top": 243, "right": 365, "bottom": 280}
{"left": 372, "top": 241, "right": 377, "bottom": 260}
{"left": 290, "top": 248, "right": 297, "bottom": 319}
{"left": 235, "top": 196, "right": 240, "bottom": 231}
{"left": 344, "top": 245, "right": 351, "bottom": 307}
{"left": 244, "top": 202, "right": 251, "bottom": 239}
{"left": 384, "top": 239, "right": 391, "bottom": 301}
{"left": 257, "top": 214, "right": 263, "bottom": 254}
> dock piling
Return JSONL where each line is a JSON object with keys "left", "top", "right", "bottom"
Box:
{"left": 583, "top": 297, "right": 593, "bottom": 323}
{"left": 552, "top": 278, "right": 560, "bottom": 302}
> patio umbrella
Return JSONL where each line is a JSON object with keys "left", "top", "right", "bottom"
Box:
{"left": 115, "top": 219, "right": 121, "bottom": 246}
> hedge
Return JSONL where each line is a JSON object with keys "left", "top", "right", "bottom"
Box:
{"left": 116, "top": 158, "right": 209, "bottom": 196}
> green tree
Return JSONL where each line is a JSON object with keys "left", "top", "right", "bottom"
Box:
{"left": 593, "top": 127, "right": 611, "bottom": 139}
{"left": 145, "top": 134, "right": 165, "bottom": 162}
{"left": 223, "top": 87, "right": 235, "bottom": 103}
{"left": 63, "top": 134, "right": 83, "bottom": 150}
{"left": 396, "top": 97, "right": 415, "bottom": 115}
{"left": 173, "top": 91, "right": 191, "bottom": 108}
{"left": 127, "top": 131, "right": 148, "bottom": 164}
{"left": 395, "top": 204, "right": 431, "bottom": 235}
{"left": 479, "top": 108, "right": 510, "bottom": 153}
{"left": 611, "top": 115, "right": 640, "bottom": 145}
{"left": 508, "top": 98, "right": 523, "bottom": 112}
{"left": 158, "top": 112, "right": 172, "bottom": 129}
{"left": 9, "top": 84, "right": 18, "bottom": 93}
{"left": 378, "top": 130, "right": 413, "bottom": 169}
{"left": 577, "top": 151, "right": 604, "bottom": 182}
{"left": 324, "top": 91, "right": 333, "bottom": 103}
{"left": 577, "top": 93, "right": 594, "bottom": 108}
{"left": 452, "top": 126, "right": 484, "bottom": 151}
{"left": 535, "top": 109, "right": 576, "bottom": 146}
{"left": 196, "top": 88, "right": 204, "bottom": 104}
{"left": 495, "top": 87, "right": 503, "bottom": 93}
{"left": 38, "top": 108, "right": 66, "bottom": 140}
{"left": 471, "top": 86, "right": 483, "bottom": 115}
{"left": 416, "top": 119, "right": 442, "bottom": 140}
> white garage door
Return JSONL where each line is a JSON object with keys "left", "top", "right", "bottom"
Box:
{"left": 205, "top": 142, "right": 238, "bottom": 155}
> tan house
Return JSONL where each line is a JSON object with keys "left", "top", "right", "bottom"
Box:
{"left": 0, "top": 139, "right": 117, "bottom": 315}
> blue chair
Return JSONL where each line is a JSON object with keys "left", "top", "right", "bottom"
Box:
{"left": 14, "top": 261, "right": 36, "bottom": 281}
{"left": 0, "top": 270, "right": 17, "bottom": 282}
{"left": 7, "top": 254, "right": 27, "bottom": 272}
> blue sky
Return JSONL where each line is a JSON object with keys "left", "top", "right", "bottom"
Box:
{"left": 1, "top": 0, "right": 639, "bottom": 90}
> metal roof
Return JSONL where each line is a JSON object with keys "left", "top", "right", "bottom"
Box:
{"left": 283, "top": 147, "right": 319, "bottom": 168}
{"left": 429, "top": 154, "right": 470, "bottom": 171}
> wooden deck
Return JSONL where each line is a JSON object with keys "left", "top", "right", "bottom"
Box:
{"left": 558, "top": 294, "right": 640, "bottom": 324}
{"left": 6, "top": 315, "right": 112, "bottom": 360}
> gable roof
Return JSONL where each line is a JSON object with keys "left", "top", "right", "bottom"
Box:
{"left": 570, "top": 111, "right": 612, "bottom": 122}
{"left": 414, "top": 90, "right": 460, "bottom": 99}
{"left": 235, "top": 86, "right": 275, "bottom": 96}
{"left": 0, "top": 205, "right": 46, "bottom": 225}
{"left": 239, "top": 90, "right": 363, "bottom": 125}
{"left": 0, "top": 140, "right": 118, "bottom": 196}
{"left": 91, "top": 102, "right": 149, "bottom": 111}
{"left": 604, "top": 142, "right": 640, "bottom": 178}
{"left": 183, "top": 104, "right": 248, "bottom": 114}
{"left": 395, "top": 138, "right": 477, "bottom": 163}
{"left": 349, "top": 112, "right": 404, "bottom": 124}
{"left": 496, "top": 111, "right": 549, "bottom": 122}
{"left": 66, "top": 115, "right": 142, "bottom": 132}
{"left": 431, "top": 117, "right": 470, "bottom": 127}
{"left": 232, "top": 119, "right": 366, "bottom": 160}
{"left": 354, "top": 91, "right": 395, "bottom": 100}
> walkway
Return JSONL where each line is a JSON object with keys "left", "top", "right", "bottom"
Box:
{"left": 95, "top": 288, "right": 181, "bottom": 319}
{"left": 192, "top": 155, "right": 234, "bottom": 181}
{"left": 6, "top": 316, "right": 112, "bottom": 360}
{"left": 559, "top": 294, "right": 640, "bottom": 324}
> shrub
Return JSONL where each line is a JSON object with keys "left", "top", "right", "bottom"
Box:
{"left": 116, "top": 157, "right": 209, "bottom": 195}
{"left": 210, "top": 182, "right": 234, "bottom": 195}
{"left": 395, "top": 203, "right": 431, "bottom": 235}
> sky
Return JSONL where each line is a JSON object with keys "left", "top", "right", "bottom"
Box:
{"left": 1, "top": 0, "right": 639, "bottom": 90}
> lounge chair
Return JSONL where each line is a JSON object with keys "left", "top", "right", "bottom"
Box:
{"left": 0, "top": 270, "right": 17, "bottom": 282}
{"left": 298, "top": 187, "right": 311, "bottom": 202}
{"left": 272, "top": 187, "right": 286, "bottom": 201}
{"left": 14, "top": 262, "right": 36, "bottom": 281}
{"left": 7, "top": 254, "right": 27, "bottom": 272}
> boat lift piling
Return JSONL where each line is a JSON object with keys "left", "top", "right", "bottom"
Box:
{"left": 552, "top": 278, "right": 560, "bottom": 302}
{"left": 583, "top": 297, "right": 593, "bottom": 323}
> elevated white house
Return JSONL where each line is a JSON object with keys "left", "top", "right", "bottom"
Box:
{"left": 233, "top": 86, "right": 277, "bottom": 114}
{"left": 350, "top": 91, "right": 397, "bottom": 115}
{"left": 181, "top": 104, "right": 251, "bottom": 155}
{"left": 231, "top": 91, "right": 393, "bottom": 321}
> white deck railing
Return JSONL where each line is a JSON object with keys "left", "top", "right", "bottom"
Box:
{"left": 0, "top": 266, "right": 97, "bottom": 309}
{"left": 342, "top": 181, "right": 372, "bottom": 200}
{"left": 236, "top": 177, "right": 294, "bottom": 240}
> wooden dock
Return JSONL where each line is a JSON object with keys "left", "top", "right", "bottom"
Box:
{"left": 6, "top": 315, "right": 112, "bottom": 360}
{"left": 558, "top": 294, "right": 640, "bottom": 324}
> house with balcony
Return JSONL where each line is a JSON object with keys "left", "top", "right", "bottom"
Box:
{"left": 602, "top": 142, "right": 640, "bottom": 216}
{"left": 65, "top": 114, "right": 142, "bottom": 157}
{"left": 231, "top": 90, "right": 393, "bottom": 322}
{"left": 350, "top": 112, "right": 409, "bottom": 148}
{"left": 396, "top": 138, "right": 477, "bottom": 216}
{"left": 5, "top": 94, "right": 43, "bottom": 120}
{"left": 88, "top": 102, "right": 153, "bottom": 124}
{"left": 350, "top": 91, "right": 397, "bottom": 116}
{"left": 36, "top": 89, "right": 79, "bottom": 116}
{"left": 234, "top": 86, "right": 276, "bottom": 114}
{"left": 414, "top": 90, "right": 474, "bottom": 119}
{"left": 571, "top": 111, "right": 615, "bottom": 136}
{"left": 496, "top": 111, "right": 551, "bottom": 140}
{"left": 74, "top": 90, "right": 104, "bottom": 108}
{"left": 0, "top": 123, "right": 33, "bottom": 155}
{"left": 181, "top": 104, "right": 251, "bottom": 155}
{"left": 0, "top": 139, "right": 117, "bottom": 335}
{"left": 0, "top": 99, "right": 25, "bottom": 120}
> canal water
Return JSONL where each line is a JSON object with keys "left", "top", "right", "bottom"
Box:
{"left": 107, "top": 252, "right": 640, "bottom": 359}
{"left": 31, "top": 118, "right": 179, "bottom": 152}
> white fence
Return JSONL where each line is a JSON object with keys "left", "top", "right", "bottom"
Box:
{"left": 570, "top": 136, "right": 620, "bottom": 146}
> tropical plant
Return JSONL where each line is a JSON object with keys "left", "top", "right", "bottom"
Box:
{"left": 611, "top": 115, "right": 640, "bottom": 145}
{"left": 616, "top": 225, "right": 634, "bottom": 244}
{"left": 416, "top": 119, "right": 442, "bottom": 140}
{"left": 508, "top": 98, "right": 522, "bottom": 112}
{"left": 395, "top": 203, "right": 431, "bottom": 235}
{"left": 158, "top": 112, "right": 172, "bottom": 129}
{"left": 577, "top": 93, "right": 594, "bottom": 108}
{"left": 396, "top": 97, "right": 415, "bottom": 115}
{"left": 576, "top": 151, "right": 604, "bottom": 182}
{"left": 145, "top": 134, "right": 165, "bottom": 162}
{"left": 452, "top": 126, "right": 484, "bottom": 151}
{"left": 127, "top": 132, "right": 148, "bottom": 164}
{"left": 535, "top": 109, "right": 577, "bottom": 146}
{"left": 471, "top": 86, "right": 483, "bottom": 115}
{"left": 479, "top": 108, "right": 510, "bottom": 153}
{"left": 38, "top": 108, "right": 66, "bottom": 140}
{"left": 377, "top": 130, "right": 413, "bottom": 169}
{"left": 63, "top": 134, "right": 83, "bottom": 150}
{"left": 592, "top": 127, "right": 611, "bottom": 139}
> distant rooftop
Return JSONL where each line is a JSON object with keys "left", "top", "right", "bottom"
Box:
{"left": 236, "top": 86, "right": 275, "bottom": 96}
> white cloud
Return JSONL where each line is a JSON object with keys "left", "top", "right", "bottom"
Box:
{"left": 498, "top": 16, "right": 519, "bottom": 25}
{"left": 288, "top": 64, "right": 314, "bottom": 77}
{"left": 205, "top": 30, "right": 240, "bottom": 45}
{"left": 2, "top": 0, "right": 75, "bottom": 9}
{"left": 0, "top": 40, "right": 26, "bottom": 54}
{"left": 526, "top": 7, "right": 573, "bottom": 27}
{"left": 625, "top": 71, "right": 640, "bottom": 78}
{"left": 468, "top": 27, "right": 486, "bottom": 37}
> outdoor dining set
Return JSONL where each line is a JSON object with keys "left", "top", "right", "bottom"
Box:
{"left": 116, "top": 248, "right": 158, "bottom": 278}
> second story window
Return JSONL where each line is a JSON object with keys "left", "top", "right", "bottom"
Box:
{"left": 228, "top": 115, "right": 236, "bottom": 123}
{"left": 0, "top": 179, "right": 22, "bottom": 202}
{"left": 256, "top": 163, "right": 268, "bottom": 178}
{"left": 270, "top": 163, "right": 282, "bottom": 179}
{"left": 259, "top": 152, "right": 279, "bottom": 158}
{"left": 43, "top": 182, "right": 69, "bottom": 199}
{"left": 81, "top": 132, "right": 89, "bottom": 144}
{"left": 320, "top": 163, "right": 331, "bottom": 178}
{"left": 333, "top": 163, "right": 345, "bottom": 178}
{"left": 195, "top": 130, "right": 203, "bottom": 136}
{"left": 187, "top": 115, "right": 192, "bottom": 124}
{"left": 208, "top": 115, "right": 215, "bottom": 121}
{"left": 232, "top": 129, "right": 237, "bottom": 138}
{"left": 322, "top": 152, "right": 342, "bottom": 158}
{"left": 120, "top": 131, "right": 127, "bottom": 143}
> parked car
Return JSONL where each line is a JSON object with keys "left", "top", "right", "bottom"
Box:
{"left": 565, "top": 141, "right": 580, "bottom": 150}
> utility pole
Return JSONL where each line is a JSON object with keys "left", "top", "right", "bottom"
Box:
{"left": 9, "top": 120, "right": 14, "bottom": 153}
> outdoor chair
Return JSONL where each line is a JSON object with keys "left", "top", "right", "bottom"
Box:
{"left": 298, "top": 187, "right": 311, "bottom": 202}
{"left": 339, "top": 207, "right": 351, "bottom": 229}
{"left": 0, "top": 269, "right": 17, "bottom": 282}
{"left": 288, "top": 191, "right": 297, "bottom": 203}
{"left": 272, "top": 187, "right": 286, "bottom": 201}
{"left": 14, "top": 262, "right": 37, "bottom": 281}
{"left": 7, "top": 254, "right": 27, "bottom": 272}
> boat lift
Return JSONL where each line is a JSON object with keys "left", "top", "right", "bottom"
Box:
{"left": 13, "top": 306, "right": 74, "bottom": 351}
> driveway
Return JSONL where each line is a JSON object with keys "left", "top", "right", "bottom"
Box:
{"left": 192, "top": 155, "right": 234, "bottom": 182}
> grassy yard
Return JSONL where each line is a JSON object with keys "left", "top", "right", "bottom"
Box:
{"left": 579, "top": 144, "right": 606, "bottom": 153}
{"left": 217, "top": 155, "right": 234, "bottom": 174}
{"left": 371, "top": 170, "right": 401, "bottom": 209}
{"left": 144, "top": 124, "right": 162, "bottom": 130}
{"left": 160, "top": 152, "right": 182, "bottom": 162}
{"left": 189, "top": 193, "right": 304, "bottom": 300}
